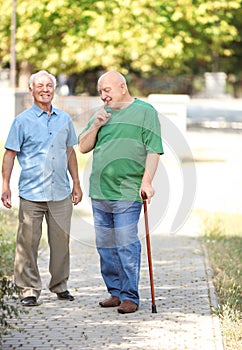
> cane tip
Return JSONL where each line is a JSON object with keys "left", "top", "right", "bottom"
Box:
{"left": 152, "top": 305, "right": 157, "bottom": 313}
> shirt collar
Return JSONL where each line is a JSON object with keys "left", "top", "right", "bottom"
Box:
{"left": 32, "top": 103, "right": 58, "bottom": 118}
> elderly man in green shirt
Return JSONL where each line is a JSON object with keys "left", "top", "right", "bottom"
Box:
{"left": 79, "top": 71, "right": 163, "bottom": 313}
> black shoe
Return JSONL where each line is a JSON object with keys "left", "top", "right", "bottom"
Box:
{"left": 21, "top": 296, "right": 38, "bottom": 307}
{"left": 56, "top": 290, "right": 75, "bottom": 301}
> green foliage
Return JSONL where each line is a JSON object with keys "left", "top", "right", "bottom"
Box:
{"left": 0, "top": 209, "right": 17, "bottom": 277}
{"left": 0, "top": 209, "right": 25, "bottom": 339}
{"left": 0, "top": 277, "right": 20, "bottom": 336}
{"left": 0, "top": 0, "right": 241, "bottom": 78}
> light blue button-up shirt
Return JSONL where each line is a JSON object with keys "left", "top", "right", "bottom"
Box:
{"left": 5, "top": 104, "right": 77, "bottom": 201}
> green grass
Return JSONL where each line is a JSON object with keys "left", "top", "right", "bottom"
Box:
{"left": 202, "top": 212, "right": 242, "bottom": 350}
{"left": 0, "top": 209, "right": 18, "bottom": 277}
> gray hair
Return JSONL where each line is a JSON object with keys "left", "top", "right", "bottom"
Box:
{"left": 29, "top": 70, "right": 57, "bottom": 89}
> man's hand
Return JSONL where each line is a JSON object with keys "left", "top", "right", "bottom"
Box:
{"left": 71, "top": 183, "right": 83, "bottom": 205}
{"left": 139, "top": 184, "right": 155, "bottom": 204}
{"left": 78, "top": 106, "right": 111, "bottom": 154}
{"left": 93, "top": 107, "right": 111, "bottom": 128}
{"left": 1, "top": 190, "right": 12, "bottom": 209}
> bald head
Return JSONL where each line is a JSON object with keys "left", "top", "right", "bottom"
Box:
{"left": 97, "top": 71, "right": 127, "bottom": 87}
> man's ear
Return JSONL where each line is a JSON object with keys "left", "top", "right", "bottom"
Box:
{"left": 121, "top": 82, "right": 127, "bottom": 94}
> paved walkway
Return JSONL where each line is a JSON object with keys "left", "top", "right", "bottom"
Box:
{"left": 2, "top": 216, "right": 224, "bottom": 350}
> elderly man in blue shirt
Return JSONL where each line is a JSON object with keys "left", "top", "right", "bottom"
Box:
{"left": 1, "top": 70, "right": 82, "bottom": 307}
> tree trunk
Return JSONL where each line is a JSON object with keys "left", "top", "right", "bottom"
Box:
{"left": 18, "top": 61, "right": 33, "bottom": 90}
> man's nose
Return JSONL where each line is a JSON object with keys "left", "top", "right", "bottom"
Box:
{"left": 42, "top": 84, "right": 53, "bottom": 91}
{"left": 100, "top": 92, "right": 106, "bottom": 99}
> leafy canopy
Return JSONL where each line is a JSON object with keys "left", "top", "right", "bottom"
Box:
{"left": 0, "top": 0, "right": 241, "bottom": 76}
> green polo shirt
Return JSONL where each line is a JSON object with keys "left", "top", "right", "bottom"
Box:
{"left": 80, "top": 98, "right": 163, "bottom": 202}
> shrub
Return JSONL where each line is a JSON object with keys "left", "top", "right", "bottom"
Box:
{"left": 0, "top": 209, "right": 26, "bottom": 339}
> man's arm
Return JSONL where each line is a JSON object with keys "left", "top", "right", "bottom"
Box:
{"left": 67, "top": 146, "right": 83, "bottom": 205}
{"left": 78, "top": 123, "right": 100, "bottom": 154}
{"left": 78, "top": 107, "right": 111, "bottom": 153}
{"left": 1, "top": 149, "right": 17, "bottom": 209}
{"left": 140, "top": 153, "right": 160, "bottom": 204}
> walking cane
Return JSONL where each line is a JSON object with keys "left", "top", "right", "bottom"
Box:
{"left": 141, "top": 192, "right": 157, "bottom": 313}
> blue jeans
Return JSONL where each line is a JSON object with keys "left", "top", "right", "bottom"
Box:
{"left": 91, "top": 199, "right": 142, "bottom": 305}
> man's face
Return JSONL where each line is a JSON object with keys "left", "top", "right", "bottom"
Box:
{"left": 30, "top": 74, "right": 54, "bottom": 107}
{"left": 97, "top": 77, "right": 125, "bottom": 109}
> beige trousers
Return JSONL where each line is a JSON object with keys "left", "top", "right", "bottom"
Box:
{"left": 14, "top": 196, "right": 73, "bottom": 300}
